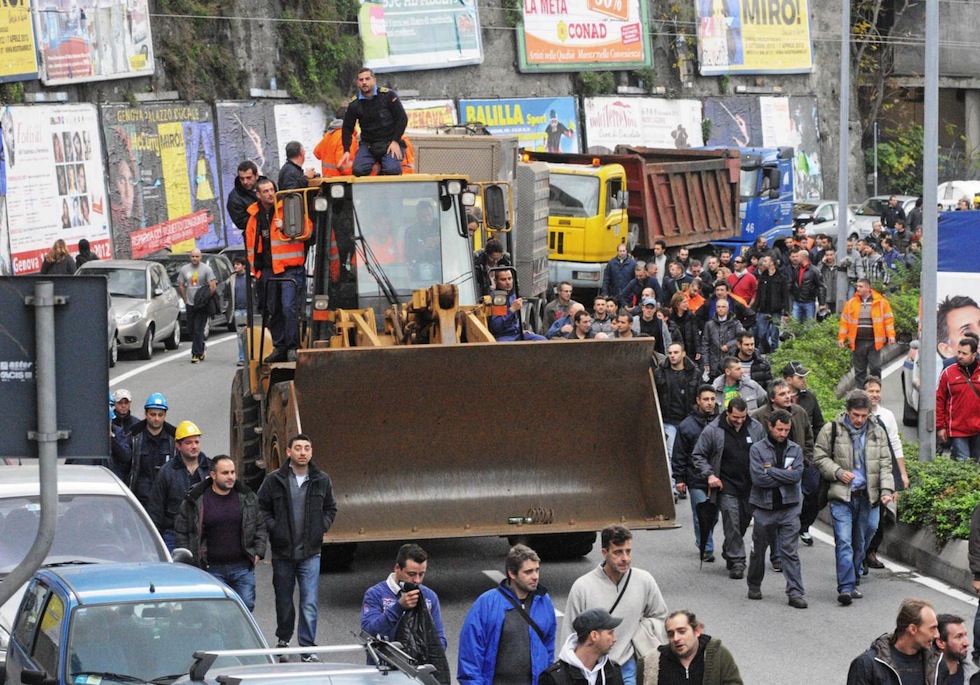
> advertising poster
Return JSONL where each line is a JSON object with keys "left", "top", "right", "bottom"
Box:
{"left": 695, "top": 0, "right": 812, "bottom": 75}
{"left": 583, "top": 97, "right": 703, "bottom": 152}
{"left": 274, "top": 103, "right": 326, "bottom": 167}
{"left": 2, "top": 104, "right": 111, "bottom": 274}
{"left": 459, "top": 97, "right": 580, "bottom": 152}
{"left": 518, "top": 0, "right": 651, "bottom": 72}
{"left": 0, "top": 5, "right": 38, "bottom": 82}
{"left": 403, "top": 99, "right": 457, "bottom": 134}
{"left": 358, "top": 0, "right": 482, "bottom": 72}
{"left": 102, "top": 103, "right": 223, "bottom": 258}
{"left": 34, "top": 0, "right": 154, "bottom": 85}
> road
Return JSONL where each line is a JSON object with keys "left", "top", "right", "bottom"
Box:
{"left": 109, "top": 338, "right": 977, "bottom": 683}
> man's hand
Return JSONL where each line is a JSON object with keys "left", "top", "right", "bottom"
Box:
{"left": 510, "top": 297, "right": 523, "bottom": 314}
{"left": 707, "top": 475, "right": 723, "bottom": 489}
{"left": 387, "top": 141, "right": 403, "bottom": 160}
{"left": 398, "top": 588, "right": 421, "bottom": 609}
{"left": 880, "top": 494, "right": 893, "bottom": 505}
{"left": 304, "top": 168, "right": 317, "bottom": 179}
{"left": 972, "top": 579, "right": 980, "bottom": 595}
{"left": 720, "top": 344, "right": 729, "bottom": 352}
{"left": 675, "top": 483, "right": 687, "bottom": 495}
{"left": 938, "top": 428, "right": 948, "bottom": 442}
{"left": 338, "top": 152, "right": 350, "bottom": 168}
{"left": 887, "top": 336, "right": 896, "bottom": 345}
{"left": 838, "top": 340, "right": 846, "bottom": 348}
{"left": 839, "top": 470, "right": 856, "bottom": 484}
{"left": 560, "top": 323, "right": 573, "bottom": 334}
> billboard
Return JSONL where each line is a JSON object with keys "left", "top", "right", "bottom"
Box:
{"left": 583, "top": 97, "right": 704, "bottom": 152}
{"left": 102, "top": 103, "right": 223, "bottom": 258}
{"left": 358, "top": 0, "right": 482, "bottom": 72}
{"left": 459, "top": 97, "right": 580, "bottom": 153}
{"left": 0, "top": 5, "right": 38, "bottom": 82}
{"left": 2, "top": 104, "right": 111, "bottom": 275}
{"left": 517, "top": 0, "right": 651, "bottom": 72}
{"left": 34, "top": 0, "right": 154, "bottom": 85}
{"left": 695, "top": 0, "right": 812, "bottom": 75}
{"left": 404, "top": 99, "right": 457, "bottom": 134}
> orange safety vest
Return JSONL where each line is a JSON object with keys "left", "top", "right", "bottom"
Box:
{"left": 837, "top": 291, "right": 896, "bottom": 351}
{"left": 401, "top": 136, "right": 415, "bottom": 174}
{"left": 244, "top": 200, "right": 309, "bottom": 278}
{"left": 314, "top": 129, "right": 356, "bottom": 177}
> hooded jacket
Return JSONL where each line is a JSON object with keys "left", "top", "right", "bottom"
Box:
{"left": 846, "top": 634, "right": 944, "bottom": 685}
{"left": 645, "top": 635, "right": 743, "bottom": 685}
{"left": 538, "top": 634, "right": 625, "bottom": 685}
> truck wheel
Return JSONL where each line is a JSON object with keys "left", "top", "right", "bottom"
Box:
{"left": 507, "top": 532, "right": 596, "bottom": 559}
{"left": 230, "top": 369, "right": 264, "bottom": 491}
{"left": 320, "top": 543, "right": 357, "bottom": 572}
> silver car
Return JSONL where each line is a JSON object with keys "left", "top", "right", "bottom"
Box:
{"left": 0, "top": 465, "right": 172, "bottom": 671}
{"left": 77, "top": 259, "right": 181, "bottom": 360}
{"left": 850, "top": 195, "right": 918, "bottom": 240}
{"left": 793, "top": 200, "right": 856, "bottom": 238}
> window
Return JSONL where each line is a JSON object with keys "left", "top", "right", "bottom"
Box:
{"left": 606, "top": 178, "right": 623, "bottom": 216}
{"left": 548, "top": 174, "right": 599, "bottom": 217}
{"left": 33, "top": 591, "right": 64, "bottom": 674}
{"left": 13, "top": 581, "right": 48, "bottom": 650}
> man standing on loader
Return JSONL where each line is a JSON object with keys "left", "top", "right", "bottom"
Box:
{"left": 339, "top": 68, "right": 408, "bottom": 177}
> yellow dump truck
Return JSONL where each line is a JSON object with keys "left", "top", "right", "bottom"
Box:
{"left": 230, "top": 173, "right": 675, "bottom": 569}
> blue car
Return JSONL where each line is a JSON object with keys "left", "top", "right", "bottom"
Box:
{"left": 2, "top": 563, "right": 268, "bottom": 685}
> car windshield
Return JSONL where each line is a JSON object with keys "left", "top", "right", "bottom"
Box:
{"left": 548, "top": 173, "right": 599, "bottom": 217}
{"left": 0, "top": 494, "right": 165, "bottom": 575}
{"left": 794, "top": 203, "right": 818, "bottom": 216}
{"left": 67, "top": 599, "right": 267, "bottom": 683}
{"left": 350, "top": 182, "right": 476, "bottom": 305}
{"left": 85, "top": 268, "right": 147, "bottom": 299}
{"left": 856, "top": 199, "right": 888, "bottom": 217}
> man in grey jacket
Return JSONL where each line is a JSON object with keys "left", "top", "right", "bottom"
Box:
{"left": 691, "top": 398, "right": 767, "bottom": 579}
{"left": 746, "top": 410, "right": 806, "bottom": 609}
{"left": 712, "top": 357, "right": 767, "bottom": 413}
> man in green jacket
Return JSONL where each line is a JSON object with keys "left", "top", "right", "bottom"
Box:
{"left": 644, "top": 610, "right": 742, "bottom": 684}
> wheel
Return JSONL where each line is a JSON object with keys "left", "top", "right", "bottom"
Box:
{"left": 230, "top": 369, "right": 264, "bottom": 491}
{"left": 507, "top": 532, "right": 596, "bottom": 560}
{"left": 109, "top": 336, "right": 118, "bottom": 368}
{"left": 320, "top": 543, "right": 358, "bottom": 573}
{"left": 137, "top": 325, "right": 154, "bottom": 360}
{"left": 164, "top": 321, "right": 180, "bottom": 350}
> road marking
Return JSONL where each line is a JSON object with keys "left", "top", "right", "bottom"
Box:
{"left": 482, "top": 569, "right": 563, "bottom": 617}
{"left": 110, "top": 333, "right": 236, "bottom": 386}
{"left": 809, "top": 527, "right": 978, "bottom": 606}
{"left": 881, "top": 354, "right": 906, "bottom": 380}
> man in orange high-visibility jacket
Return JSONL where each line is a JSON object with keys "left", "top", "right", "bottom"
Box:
{"left": 314, "top": 106, "right": 356, "bottom": 177}
{"left": 837, "top": 278, "right": 896, "bottom": 388}
{"left": 245, "top": 178, "right": 310, "bottom": 363}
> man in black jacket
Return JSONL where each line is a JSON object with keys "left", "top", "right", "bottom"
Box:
{"left": 278, "top": 141, "right": 314, "bottom": 191}
{"left": 655, "top": 341, "right": 702, "bottom": 464}
{"left": 753, "top": 256, "right": 787, "bottom": 354}
{"left": 226, "top": 161, "right": 259, "bottom": 233}
{"left": 126, "top": 392, "right": 176, "bottom": 507}
{"left": 673, "top": 386, "right": 719, "bottom": 562}
{"left": 788, "top": 248, "right": 827, "bottom": 322}
{"left": 340, "top": 68, "right": 408, "bottom": 176}
{"left": 258, "top": 433, "right": 338, "bottom": 660}
{"left": 147, "top": 420, "right": 210, "bottom": 551}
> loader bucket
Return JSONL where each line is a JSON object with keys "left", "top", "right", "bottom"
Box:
{"left": 288, "top": 338, "right": 675, "bottom": 543}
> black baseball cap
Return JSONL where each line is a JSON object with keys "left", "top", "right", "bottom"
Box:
{"left": 781, "top": 361, "right": 810, "bottom": 377}
{"left": 572, "top": 608, "right": 623, "bottom": 634}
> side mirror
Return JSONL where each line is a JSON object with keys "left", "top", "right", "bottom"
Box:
{"left": 281, "top": 193, "right": 308, "bottom": 239}
{"left": 171, "top": 547, "right": 194, "bottom": 564}
{"left": 484, "top": 185, "right": 508, "bottom": 231}
{"left": 154, "top": 287, "right": 164, "bottom": 296}
{"left": 614, "top": 190, "right": 629, "bottom": 210}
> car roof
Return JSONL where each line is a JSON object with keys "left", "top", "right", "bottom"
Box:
{"left": 0, "top": 465, "right": 129, "bottom": 498}
{"left": 78, "top": 260, "right": 155, "bottom": 271}
{"left": 42, "top": 562, "right": 235, "bottom": 604}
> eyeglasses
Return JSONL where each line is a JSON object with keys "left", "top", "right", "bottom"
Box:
{"left": 733, "top": 259, "right": 744, "bottom": 264}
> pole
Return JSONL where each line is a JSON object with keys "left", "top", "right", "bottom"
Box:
{"left": 917, "top": 0, "right": 939, "bottom": 460}
{"left": 835, "top": 0, "right": 852, "bottom": 314}
{"left": 873, "top": 121, "right": 879, "bottom": 197}
{"left": 0, "top": 281, "right": 60, "bottom": 606}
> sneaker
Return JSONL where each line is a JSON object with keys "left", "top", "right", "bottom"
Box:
{"left": 865, "top": 553, "right": 885, "bottom": 569}
{"left": 788, "top": 596, "right": 808, "bottom": 609}
{"left": 729, "top": 565, "right": 745, "bottom": 580}
{"left": 800, "top": 532, "right": 813, "bottom": 546}
{"left": 191, "top": 356, "right": 200, "bottom": 364}
{"left": 747, "top": 587, "right": 763, "bottom": 600}
{"left": 701, "top": 552, "right": 715, "bottom": 563}
{"left": 237, "top": 360, "right": 245, "bottom": 367}
{"left": 276, "top": 640, "right": 289, "bottom": 663}
{"left": 771, "top": 560, "right": 783, "bottom": 572}
{"left": 838, "top": 592, "right": 853, "bottom": 606}
{"left": 301, "top": 654, "right": 321, "bottom": 663}
{"left": 850, "top": 589, "right": 864, "bottom": 600}
{"left": 200, "top": 350, "right": 206, "bottom": 361}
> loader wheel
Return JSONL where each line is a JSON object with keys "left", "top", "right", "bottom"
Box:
{"left": 507, "top": 532, "right": 596, "bottom": 560}
{"left": 320, "top": 543, "right": 358, "bottom": 573}
{"left": 230, "top": 369, "right": 264, "bottom": 491}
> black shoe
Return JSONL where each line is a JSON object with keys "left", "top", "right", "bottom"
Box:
{"left": 771, "top": 560, "right": 783, "bottom": 572}
{"left": 861, "top": 563, "right": 869, "bottom": 576}
{"left": 788, "top": 596, "right": 808, "bottom": 609}
{"left": 800, "top": 532, "right": 814, "bottom": 546}
{"left": 264, "top": 348, "right": 288, "bottom": 364}
{"left": 838, "top": 592, "right": 853, "bottom": 606}
{"left": 729, "top": 565, "right": 745, "bottom": 580}
{"left": 747, "top": 587, "right": 762, "bottom": 600}
{"left": 865, "top": 553, "right": 885, "bottom": 569}
{"left": 701, "top": 552, "right": 715, "bottom": 563}
{"left": 276, "top": 640, "right": 289, "bottom": 663}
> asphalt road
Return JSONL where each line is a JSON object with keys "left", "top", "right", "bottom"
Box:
{"left": 108, "top": 338, "right": 977, "bottom": 683}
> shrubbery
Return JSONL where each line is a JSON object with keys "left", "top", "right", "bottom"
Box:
{"left": 901, "top": 457, "right": 980, "bottom": 543}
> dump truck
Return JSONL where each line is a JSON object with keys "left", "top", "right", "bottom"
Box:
{"left": 229, "top": 172, "right": 676, "bottom": 569}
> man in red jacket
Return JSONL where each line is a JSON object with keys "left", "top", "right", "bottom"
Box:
{"left": 937, "top": 335, "right": 980, "bottom": 462}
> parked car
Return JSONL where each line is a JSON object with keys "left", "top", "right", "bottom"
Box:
{"left": 0, "top": 465, "right": 172, "bottom": 673}
{"left": 147, "top": 252, "right": 237, "bottom": 338}
{"left": 902, "top": 339, "right": 921, "bottom": 427}
{"left": 2, "top": 562, "right": 267, "bottom": 685}
{"left": 107, "top": 293, "right": 118, "bottom": 368}
{"left": 77, "top": 260, "right": 181, "bottom": 360}
{"left": 850, "top": 195, "right": 918, "bottom": 240}
{"left": 793, "top": 200, "right": 856, "bottom": 238}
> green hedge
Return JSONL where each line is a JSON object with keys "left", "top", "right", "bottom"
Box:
{"left": 900, "top": 457, "right": 980, "bottom": 544}
{"left": 767, "top": 315, "right": 851, "bottom": 417}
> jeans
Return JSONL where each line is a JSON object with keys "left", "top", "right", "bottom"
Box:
{"left": 688, "top": 488, "right": 715, "bottom": 554}
{"left": 664, "top": 424, "right": 678, "bottom": 481}
{"left": 272, "top": 556, "right": 320, "bottom": 646}
{"left": 620, "top": 657, "right": 636, "bottom": 685}
{"left": 756, "top": 313, "right": 780, "bottom": 353}
{"left": 187, "top": 304, "right": 209, "bottom": 358}
{"left": 260, "top": 267, "right": 305, "bottom": 351}
{"left": 829, "top": 496, "right": 880, "bottom": 593}
{"left": 718, "top": 493, "right": 752, "bottom": 566}
{"left": 747, "top": 504, "right": 804, "bottom": 598}
{"left": 235, "top": 308, "right": 248, "bottom": 362}
{"left": 353, "top": 144, "right": 402, "bottom": 176}
{"left": 209, "top": 560, "right": 256, "bottom": 612}
{"left": 162, "top": 529, "right": 176, "bottom": 553}
{"left": 851, "top": 338, "right": 882, "bottom": 389}
{"left": 950, "top": 435, "right": 980, "bottom": 462}
{"left": 791, "top": 300, "right": 816, "bottom": 322}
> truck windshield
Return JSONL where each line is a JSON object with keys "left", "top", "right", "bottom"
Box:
{"left": 351, "top": 183, "right": 476, "bottom": 305}
{"left": 548, "top": 173, "right": 600, "bottom": 217}
{"left": 739, "top": 168, "right": 760, "bottom": 201}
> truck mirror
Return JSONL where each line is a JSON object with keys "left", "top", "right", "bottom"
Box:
{"left": 281, "top": 193, "right": 307, "bottom": 239}
{"left": 614, "top": 190, "right": 629, "bottom": 210}
{"left": 485, "top": 185, "right": 508, "bottom": 230}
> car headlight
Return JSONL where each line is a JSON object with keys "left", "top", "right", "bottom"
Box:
{"left": 117, "top": 310, "right": 143, "bottom": 325}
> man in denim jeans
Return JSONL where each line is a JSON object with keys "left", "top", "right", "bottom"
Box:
{"left": 258, "top": 434, "right": 337, "bottom": 661}
{"left": 814, "top": 390, "right": 893, "bottom": 606}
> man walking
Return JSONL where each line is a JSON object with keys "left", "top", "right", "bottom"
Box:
{"left": 937, "top": 336, "right": 980, "bottom": 462}
{"left": 655, "top": 341, "right": 702, "bottom": 465}
{"left": 649, "top": 610, "right": 743, "bottom": 685}
{"left": 148, "top": 420, "right": 210, "bottom": 551}
{"left": 340, "top": 68, "right": 408, "bottom": 176}
{"left": 753, "top": 255, "right": 788, "bottom": 353}
{"left": 458, "top": 545, "right": 556, "bottom": 685}
{"left": 746, "top": 410, "right": 807, "bottom": 609}
{"left": 781, "top": 362, "right": 825, "bottom": 547}
{"left": 838, "top": 278, "right": 896, "bottom": 389}
{"left": 814, "top": 390, "right": 894, "bottom": 605}
{"left": 847, "top": 599, "right": 941, "bottom": 684}
{"left": 226, "top": 160, "right": 259, "bottom": 233}
{"left": 539, "top": 609, "right": 624, "bottom": 685}
{"left": 177, "top": 249, "right": 217, "bottom": 364}
{"left": 711, "top": 357, "right": 766, "bottom": 413}
{"left": 258, "top": 433, "right": 338, "bottom": 660}
{"left": 111, "top": 389, "right": 138, "bottom": 432}
{"left": 125, "top": 392, "right": 175, "bottom": 508}
{"left": 788, "top": 248, "right": 827, "bottom": 322}
{"left": 673, "top": 386, "right": 720, "bottom": 562}
{"left": 563, "top": 526, "right": 669, "bottom": 685}
{"left": 936, "top": 614, "right": 971, "bottom": 685}
{"left": 602, "top": 244, "right": 636, "bottom": 300}
{"left": 175, "top": 455, "right": 267, "bottom": 612}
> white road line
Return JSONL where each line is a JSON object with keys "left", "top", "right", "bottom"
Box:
{"left": 881, "top": 354, "right": 906, "bottom": 379}
{"left": 809, "top": 527, "right": 978, "bottom": 606}
{"left": 482, "top": 569, "right": 563, "bottom": 616}
{"left": 110, "top": 333, "right": 236, "bottom": 386}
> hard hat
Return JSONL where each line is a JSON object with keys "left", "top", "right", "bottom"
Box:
{"left": 145, "top": 392, "right": 169, "bottom": 412}
{"left": 175, "top": 420, "right": 202, "bottom": 441}
{"left": 109, "top": 391, "right": 116, "bottom": 420}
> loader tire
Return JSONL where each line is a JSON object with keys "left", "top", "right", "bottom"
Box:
{"left": 508, "top": 532, "right": 596, "bottom": 560}
{"left": 320, "top": 543, "right": 358, "bottom": 573}
{"left": 231, "top": 369, "right": 264, "bottom": 491}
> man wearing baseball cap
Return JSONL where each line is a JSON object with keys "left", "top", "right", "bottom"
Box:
{"left": 781, "top": 361, "right": 826, "bottom": 547}
{"left": 111, "top": 388, "right": 137, "bottom": 432}
{"left": 539, "top": 609, "right": 624, "bottom": 685}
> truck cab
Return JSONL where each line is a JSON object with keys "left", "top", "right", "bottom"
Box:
{"left": 543, "top": 163, "right": 629, "bottom": 290}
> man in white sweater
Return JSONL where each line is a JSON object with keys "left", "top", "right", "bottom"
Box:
{"left": 563, "top": 526, "right": 670, "bottom": 685}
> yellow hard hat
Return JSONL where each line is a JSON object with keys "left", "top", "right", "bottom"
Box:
{"left": 175, "top": 420, "right": 202, "bottom": 441}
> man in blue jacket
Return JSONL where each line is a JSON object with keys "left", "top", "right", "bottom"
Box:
{"left": 601, "top": 244, "right": 636, "bottom": 298}
{"left": 362, "top": 543, "right": 446, "bottom": 646}
{"left": 458, "top": 545, "right": 556, "bottom": 685}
